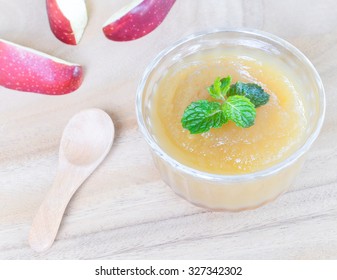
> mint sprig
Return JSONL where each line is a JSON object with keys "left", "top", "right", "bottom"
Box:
{"left": 181, "top": 76, "right": 269, "bottom": 134}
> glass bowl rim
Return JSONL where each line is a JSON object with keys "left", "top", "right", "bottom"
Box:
{"left": 135, "top": 28, "right": 326, "bottom": 182}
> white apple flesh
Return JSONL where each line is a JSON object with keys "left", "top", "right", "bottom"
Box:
{"left": 46, "top": 0, "right": 88, "bottom": 45}
{"left": 0, "top": 39, "right": 83, "bottom": 95}
{"left": 103, "top": 0, "right": 176, "bottom": 41}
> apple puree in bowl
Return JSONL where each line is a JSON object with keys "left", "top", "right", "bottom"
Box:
{"left": 150, "top": 49, "right": 307, "bottom": 175}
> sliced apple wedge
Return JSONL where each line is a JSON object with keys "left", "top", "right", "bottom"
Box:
{"left": 103, "top": 0, "right": 176, "bottom": 41}
{"left": 46, "top": 0, "right": 88, "bottom": 45}
{"left": 0, "top": 39, "right": 83, "bottom": 95}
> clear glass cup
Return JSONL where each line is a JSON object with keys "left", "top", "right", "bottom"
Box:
{"left": 136, "top": 29, "right": 325, "bottom": 211}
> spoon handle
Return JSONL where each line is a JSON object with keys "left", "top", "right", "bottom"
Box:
{"left": 28, "top": 165, "right": 89, "bottom": 252}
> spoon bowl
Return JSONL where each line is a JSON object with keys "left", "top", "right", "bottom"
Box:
{"left": 61, "top": 109, "right": 113, "bottom": 165}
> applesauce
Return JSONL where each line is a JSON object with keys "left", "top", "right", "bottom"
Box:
{"left": 137, "top": 29, "right": 325, "bottom": 210}
{"left": 151, "top": 49, "right": 307, "bottom": 174}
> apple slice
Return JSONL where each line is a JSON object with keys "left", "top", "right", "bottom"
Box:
{"left": 46, "top": 0, "right": 88, "bottom": 45}
{"left": 0, "top": 39, "right": 83, "bottom": 95}
{"left": 103, "top": 0, "right": 176, "bottom": 41}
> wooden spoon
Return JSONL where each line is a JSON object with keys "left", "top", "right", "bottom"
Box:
{"left": 29, "top": 108, "right": 114, "bottom": 252}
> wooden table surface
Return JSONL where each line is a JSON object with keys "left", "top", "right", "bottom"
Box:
{"left": 0, "top": 0, "right": 336, "bottom": 260}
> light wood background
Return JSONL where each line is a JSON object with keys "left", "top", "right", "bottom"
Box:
{"left": 0, "top": 0, "right": 336, "bottom": 259}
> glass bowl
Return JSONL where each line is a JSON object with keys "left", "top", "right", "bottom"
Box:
{"left": 136, "top": 28, "right": 325, "bottom": 211}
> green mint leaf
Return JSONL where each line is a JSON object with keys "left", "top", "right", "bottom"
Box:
{"left": 207, "top": 77, "right": 222, "bottom": 99}
{"left": 207, "top": 76, "right": 231, "bottom": 100}
{"left": 227, "top": 82, "right": 270, "bottom": 107}
{"left": 222, "top": 96, "right": 256, "bottom": 128}
{"left": 181, "top": 100, "right": 228, "bottom": 134}
{"left": 219, "top": 76, "right": 231, "bottom": 95}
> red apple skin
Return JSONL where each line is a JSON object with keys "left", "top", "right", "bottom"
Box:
{"left": 103, "top": 0, "right": 176, "bottom": 41}
{"left": 46, "top": 0, "right": 77, "bottom": 45}
{"left": 0, "top": 40, "right": 83, "bottom": 95}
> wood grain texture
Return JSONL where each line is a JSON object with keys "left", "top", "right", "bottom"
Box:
{"left": 0, "top": 0, "right": 336, "bottom": 259}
